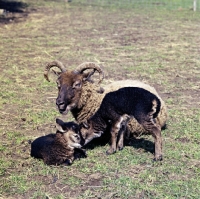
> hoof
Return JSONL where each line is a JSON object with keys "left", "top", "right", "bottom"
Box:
{"left": 63, "top": 159, "right": 72, "bottom": 166}
{"left": 117, "top": 146, "right": 124, "bottom": 151}
{"left": 106, "top": 149, "right": 116, "bottom": 155}
{"left": 153, "top": 155, "right": 163, "bottom": 161}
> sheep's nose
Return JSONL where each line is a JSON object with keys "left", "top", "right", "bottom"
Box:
{"left": 80, "top": 138, "right": 85, "bottom": 146}
{"left": 79, "top": 133, "right": 85, "bottom": 146}
{"left": 56, "top": 98, "right": 66, "bottom": 111}
{"left": 56, "top": 100, "right": 64, "bottom": 106}
{"left": 56, "top": 95, "right": 64, "bottom": 105}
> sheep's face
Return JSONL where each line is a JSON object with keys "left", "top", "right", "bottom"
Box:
{"left": 56, "top": 71, "right": 93, "bottom": 115}
{"left": 56, "top": 72, "right": 84, "bottom": 115}
{"left": 56, "top": 119, "right": 85, "bottom": 148}
{"left": 80, "top": 121, "right": 103, "bottom": 145}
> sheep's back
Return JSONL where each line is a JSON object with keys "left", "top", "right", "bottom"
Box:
{"left": 31, "top": 134, "right": 55, "bottom": 159}
{"left": 103, "top": 80, "right": 168, "bottom": 137}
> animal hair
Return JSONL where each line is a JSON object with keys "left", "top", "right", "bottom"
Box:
{"left": 44, "top": 61, "right": 167, "bottom": 141}
{"left": 80, "top": 87, "right": 163, "bottom": 161}
{"left": 31, "top": 119, "right": 86, "bottom": 165}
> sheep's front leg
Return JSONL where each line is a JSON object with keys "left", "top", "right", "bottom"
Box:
{"left": 106, "top": 117, "right": 124, "bottom": 155}
{"left": 117, "top": 114, "right": 130, "bottom": 151}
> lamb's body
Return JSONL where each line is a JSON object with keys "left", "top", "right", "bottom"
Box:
{"left": 31, "top": 119, "right": 86, "bottom": 165}
{"left": 94, "top": 87, "right": 160, "bottom": 125}
{"left": 31, "top": 133, "right": 74, "bottom": 165}
{"left": 80, "top": 87, "right": 162, "bottom": 160}
{"left": 103, "top": 80, "right": 167, "bottom": 136}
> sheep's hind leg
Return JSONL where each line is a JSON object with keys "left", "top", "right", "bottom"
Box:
{"left": 106, "top": 116, "right": 124, "bottom": 155}
{"left": 117, "top": 114, "right": 130, "bottom": 151}
{"left": 143, "top": 119, "right": 162, "bottom": 161}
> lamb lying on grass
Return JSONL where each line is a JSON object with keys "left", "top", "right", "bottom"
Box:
{"left": 80, "top": 87, "right": 163, "bottom": 161}
{"left": 31, "top": 119, "right": 86, "bottom": 165}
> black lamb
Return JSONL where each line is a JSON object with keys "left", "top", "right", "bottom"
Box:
{"left": 31, "top": 118, "right": 86, "bottom": 165}
{"left": 80, "top": 87, "right": 162, "bottom": 161}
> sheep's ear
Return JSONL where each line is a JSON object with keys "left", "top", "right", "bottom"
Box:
{"left": 72, "top": 80, "right": 82, "bottom": 89}
{"left": 82, "top": 121, "right": 90, "bottom": 129}
{"left": 52, "top": 69, "right": 62, "bottom": 77}
{"left": 83, "top": 70, "right": 95, "bottom": 82}
{"left": 94, "top": 131, "right": 103, "bottom": 138}
{"left": 71, "top": 124, "right": 79, "bottom": 132}
{"left": 56, "top": 118, "right": 66, "bottom": 133}
{"left": 96, "top": 87, "right": 104, "bottom": 94}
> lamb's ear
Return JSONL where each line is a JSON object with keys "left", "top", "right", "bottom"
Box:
{"left": 94, "top": 131, "right": 103, "bottom": 138}
{"left": 56, "top": 118, "right": 66, "bottom": 133}
{"left": 71, "top": 123, "right": 79, "bottom": 132}
{"left": 72, "top": 80, "right": 82, "bottom": 89}
{"left": 82, "top": 121, "right": 90, "bottom": 129}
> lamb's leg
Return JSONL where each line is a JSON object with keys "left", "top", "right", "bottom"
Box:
{"left": 63, "top": 155, "right": 75, "bottom": 166}
{"left": 117, "top": 127, "right": 125, "bottom": 151}
{"left": 143, "top": 119, "right": 162, "bottom": 161}
{"left": 63, "top": 150, "right": 75, "bottom": 165}
{"left": 106, "top": 116, "right": 124, "bottom": 155}
{"left": 117, "top": 114, "right": 130, "bottom": 151}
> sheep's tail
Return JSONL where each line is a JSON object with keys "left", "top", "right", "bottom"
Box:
{"left": 152, "top": 98, "right": 161, "bottom": 119}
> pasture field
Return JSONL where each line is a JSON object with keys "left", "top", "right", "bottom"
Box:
{"left": 0, "top": 0, "right": 200, "bottom": 198}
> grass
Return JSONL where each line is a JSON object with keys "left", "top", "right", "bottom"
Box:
{"left": 0, "top": 0, "right": 200, "bottom": 198}
{"left": 75, "top": 0, "right": 200, "bottom": 11}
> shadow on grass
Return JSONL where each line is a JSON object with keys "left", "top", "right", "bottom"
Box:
{"left": 0, "top": 0, "right": 29, "bottom": 24}
{"left": 0, "top": 0, "right": 28, "bottom": 13}
{"left": 83, "top": 132, "right": 155, "bottom": 154}
{"left": 125, "top": 137, "right": 154, "bottom": 154}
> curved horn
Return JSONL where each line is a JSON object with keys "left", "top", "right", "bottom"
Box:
{"left": 74, "top": 62, "right": 104, "bottom": 84}
{"left": 44, "top": 60, "right": 66, "bottom": 82}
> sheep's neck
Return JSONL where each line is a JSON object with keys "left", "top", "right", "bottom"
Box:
{"left": 72, "top": 82, "right": 104, "bottom": 123}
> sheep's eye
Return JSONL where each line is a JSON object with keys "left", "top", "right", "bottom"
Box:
{"left": 74, "top": 135, "right": 80, "bottom": 139}
{"left": 56, "top": 81, "right": 61, "bottom": 89}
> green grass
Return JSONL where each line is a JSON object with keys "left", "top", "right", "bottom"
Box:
{"left": 0, "top": 0, "right": 200, "bottom": 198}
{"left": 75, "top": 0, "right": 200, "bottom": 10}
